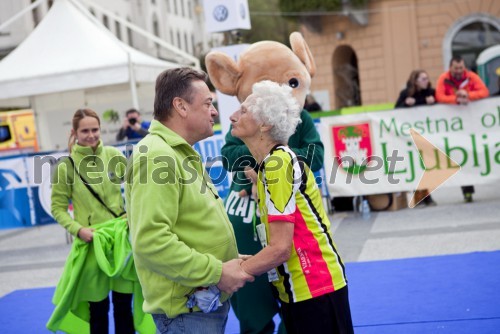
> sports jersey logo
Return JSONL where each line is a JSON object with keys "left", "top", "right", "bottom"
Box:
{"left": 331, "top": 123, "right": 372, "bottom": 174}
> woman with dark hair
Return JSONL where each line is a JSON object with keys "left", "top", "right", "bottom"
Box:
{"left": 395, "top": 70, "right": 437, "bottom": 207}
{"left": 395, "top": 70, "right": 436, "bottom": 108}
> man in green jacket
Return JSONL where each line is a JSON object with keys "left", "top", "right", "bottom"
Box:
{"left": 126, "top": 67, "right": 254, "bottom": 334}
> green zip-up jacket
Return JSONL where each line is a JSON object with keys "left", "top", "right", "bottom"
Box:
{"left": 125, "top": 120, "right": 239, "bottom": 317}
{"left": 51, "top": 141, "right": 126, "bottom": 236}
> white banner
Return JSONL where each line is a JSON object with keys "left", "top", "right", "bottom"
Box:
{"left": 212, "top": 44, "right": 250, "bottom": 136}
{"left": 203, "top": 0, "right": 251, "bottom": 33}
{"left": 320, "top": 97, "right": 500, "bottom": 196}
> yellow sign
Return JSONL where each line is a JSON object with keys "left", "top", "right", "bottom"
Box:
{"left": 0, "top": 109, "right": 38, "bottom": 153}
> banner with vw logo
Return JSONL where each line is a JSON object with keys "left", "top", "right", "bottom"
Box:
{"left": 203, "top": 0, "right": 251, "bottom": 33}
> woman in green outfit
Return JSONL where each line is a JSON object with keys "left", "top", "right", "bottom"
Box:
{"left": 49, "top": 109, "right": 134, "bottom": 334}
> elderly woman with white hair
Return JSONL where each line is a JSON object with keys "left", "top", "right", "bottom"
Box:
{"left": 230, "top": 80, "right": 354, "bottom": 334}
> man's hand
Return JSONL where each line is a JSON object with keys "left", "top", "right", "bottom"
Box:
{"left": 131, "top": 122, "right": 142, "bottom": 131}
{"left": 77, "top": 227, "right": 95, "bottom": 243}
{"left": 122, "top": 117, "right": 130, "bottom": 130}
{"left": 456, "top": 89, "right": 469, "bottom": 105}
{"left": 217, "top": 259, "right": 254, "bottom": 294}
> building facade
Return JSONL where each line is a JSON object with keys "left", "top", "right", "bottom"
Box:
{"left": 301, "top": 0, "right": 500, "bottom": 110}
{"left": 0, "top": 0, "right": 221, "bottom": 62}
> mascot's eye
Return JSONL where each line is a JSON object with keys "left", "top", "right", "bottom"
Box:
{"left": 288, "top": 78, "right": 299, "bottom": 88}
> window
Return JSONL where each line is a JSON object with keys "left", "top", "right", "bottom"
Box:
{"left": 191, "top": 34, "right": 195, "bottom": 55}
{"left": 152, "top": 15, "right": 160, "bottom": 37}
{"left": 115, "top": 20, "right": 122, "bottom": 40}
{"left": 443, "top": 14, "right": 500, "bottom": 71}
{"left": 184, "top": 32, "right": 188, "bottom": 52}
{"left": 451, "top": 21, "right": 500, "bottom": 72}
{"left": 31, "top": 0, "right": 41, "bottom": 27}
{"left": 181, "top": 0, "right": 185, "bottom": 17}
{"left": 127, "top": 17, "right": 133, "bottom": 46}
{"left": 152, "top": 14, "right": 160, "bottom": 54}
{"left": 187, "top": 1, "right": 192, "bottom": 19}
{"left": 103, "top": 15, "right": 109, "bottom": 29}
{"left": 170, "top": 30, "right": 174, "bottom": 44}
{"left": 0, "top": 125, "right": 12, "bottom": 144}
{"left": 177, "top": 31, "right": 181, "bottom": 49}
{"left": 166, "top": 0, "right": 170, "bottom": 12}
{"left": 173, "top": 0, "right": 178, "bottom": 15}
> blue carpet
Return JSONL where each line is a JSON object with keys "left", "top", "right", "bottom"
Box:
{"left": 1, "top": 251, "right": 499, "bottom": 333}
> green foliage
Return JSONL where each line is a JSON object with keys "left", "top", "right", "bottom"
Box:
{"left": 279, "top": 0, "right": 367, "bottom": 12}
{"left": 102, "top": 109, "right": 119, "bottom": 123}
{"left": 279, "top": 0, "right": 343, "bottom": 12}
{"left": 238, "top": 0, "right": 299, "bottom": 46}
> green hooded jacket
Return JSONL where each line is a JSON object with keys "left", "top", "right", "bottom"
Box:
{"left": 125, "top": 120, "right": 239, "bottom": 318}
{"left": 51, "top": 141, "right": 126, "bottom": 236}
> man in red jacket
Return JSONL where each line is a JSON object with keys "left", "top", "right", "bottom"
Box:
{"left": 436, "top": 55, "right": 489, "bottom": 104}
{"left": 436, "top": 55, "right": 489, "bottom": 202}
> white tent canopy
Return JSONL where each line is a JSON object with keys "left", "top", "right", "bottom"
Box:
{"left": 0, "top": 0, "right": 178, "bottom": 100}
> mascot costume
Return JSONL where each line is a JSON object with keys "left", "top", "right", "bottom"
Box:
{"left": 206, "top": 32, "right": 324, "bottom": 334}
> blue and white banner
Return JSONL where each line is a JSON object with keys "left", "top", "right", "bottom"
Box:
{"left": 203, "top": 0, "right": 251, "bottom": 33}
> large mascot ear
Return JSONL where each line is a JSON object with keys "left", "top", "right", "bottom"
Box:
{"left": 290, "top": 32, "right": 316, "bottom": 78}
{"left": 205, "top": 51, "right": 241, "bottom": 96}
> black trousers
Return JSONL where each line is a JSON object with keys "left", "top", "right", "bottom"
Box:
{"left": 280, "top": 286, "right": 354, "bottom": 334}
{"left": 89, "top": 291, "right": 134, "bottom": 334}
{"left": 461, "top": 185, "right": 475, "bottom": 196}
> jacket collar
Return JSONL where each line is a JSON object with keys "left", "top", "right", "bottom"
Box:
{"left": 149, "top": 120, "right": 194, "bottom": 150}
{"left": 72, "top": 140, "right": 103, "bottom": 156}
{"left": 448, "top": 70, "right": 469, "bottom": 84}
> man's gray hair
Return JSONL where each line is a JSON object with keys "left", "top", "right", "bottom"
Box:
{"left": 249, "top": 80, "right": 302, "bottom": 143}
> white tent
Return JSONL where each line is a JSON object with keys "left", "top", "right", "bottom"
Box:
{"left": 0, "top": 0, "right": 179, "bottom": 101}
{"left": 0, "top": 0, "right": 195, "bottom": 150}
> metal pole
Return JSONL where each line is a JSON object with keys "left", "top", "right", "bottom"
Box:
{"left": 128, "top": 53, "right": 140, "bottom": 109}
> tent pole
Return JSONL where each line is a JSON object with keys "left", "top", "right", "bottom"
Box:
{"left": 29, "top": 96, "right": 44, "bottom": 151}
{"left": 128, "top": 53, "right": 140, "bottom": 109}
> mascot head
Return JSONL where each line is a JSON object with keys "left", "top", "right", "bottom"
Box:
{"left": 205, "top": 32, "right": 316, "bottom": 107}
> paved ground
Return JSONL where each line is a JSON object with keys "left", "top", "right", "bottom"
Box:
{"left": 1, "top": 183, "right": 499, "bottom": 298}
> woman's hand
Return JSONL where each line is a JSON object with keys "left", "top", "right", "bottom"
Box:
{"left": 425, "top": 95, "right": 435, "bottom": 104}
{"left": 405, "top": 97, "right": 416, "bottom": 106}
{"left": 77, "top": 227, "right": 95, "bottom": 243}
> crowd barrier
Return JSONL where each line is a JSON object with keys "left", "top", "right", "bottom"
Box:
{"left": 1, "top": 97, "right": 499, "bottom": 228}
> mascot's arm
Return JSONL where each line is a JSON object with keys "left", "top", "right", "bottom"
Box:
{"left": 221, "top": 127, "right": 257, "bottom": 172}
{"left": 291, "top": 110, "right": 325, "bottom": 173}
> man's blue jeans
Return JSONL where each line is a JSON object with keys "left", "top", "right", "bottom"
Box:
{"left": 152, "top": 301, "right": 230, "bottom": 334}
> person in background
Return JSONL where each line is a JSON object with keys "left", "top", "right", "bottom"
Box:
{"left": 126, "top": 67, "right": 254, "bottom": 334}
{"left": 395, "top": 69, "right": 437, "bottom": 207}
{"left": 304, "top": 94, "right": 322, "bottom": 112}
{"left": 395, "top": 69, "right": 436, "bottom": 108}
{"left": 116, "top": 108, "right": 150, "bottom": 141}
{"left": 222, "top": 94, "right": 324, "bottom": 334}
{"left": 49, "top": 108, "right": 135, "bottom": 334}
{"left": 436, "top": 55, "right": 489, "bottom": 203}
{"left": 230, "top": 80, "right": 353, "bottom": 334}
